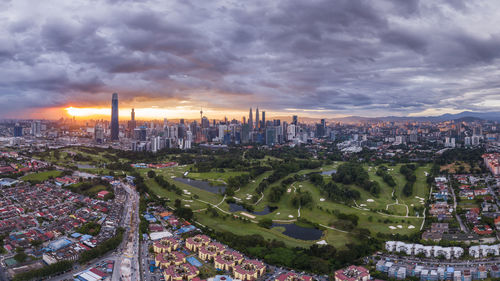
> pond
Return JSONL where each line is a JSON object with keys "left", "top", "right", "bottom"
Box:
{"left": 174, "top": 177, "right": 226, "bottom": 194}
{"left": 228, "top": 203, "right": 277, "bottom": 215}
{"left": 272, "top": 223, "right": 323, "bottom": 241}
{"left": 321, "top": 169, "right": 337, "bottom": 176}
{"left": 77, "top": 164, "right": 96, "bottom": 169}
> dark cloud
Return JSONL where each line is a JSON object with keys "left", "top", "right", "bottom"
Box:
{"left": 0, "top": 0, "right": 500, "bottom": 118}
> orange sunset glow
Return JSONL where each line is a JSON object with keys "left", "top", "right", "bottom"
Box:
{"left": 63, "top": 106, "right": 253, "bottom": 120}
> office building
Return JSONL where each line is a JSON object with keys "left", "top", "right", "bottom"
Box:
{"left": 110, "top": 93, "right": 119, "bottom": 141}
{"left": 31, "top": 120, "right": 41, "bottom": 136}
{"left": 256, "top": 107, "right": 260, "bottom": 129}
{"left": 13, "top": 124, "right": 22, "bottom": 137}
{"left": 249, "top": 108, "right": 253, "bottom": 130}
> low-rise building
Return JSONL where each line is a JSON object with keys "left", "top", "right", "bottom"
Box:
{"left": 334, "top": 265, "right": 370, "bottom": 281}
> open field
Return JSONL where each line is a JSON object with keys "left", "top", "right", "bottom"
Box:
{"left": 21, "top": 170, "right": 62, "bottom": 182}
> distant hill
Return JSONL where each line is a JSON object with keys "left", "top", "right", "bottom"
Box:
{"left": 272, "top": 111, "right": 500, "bottom": 124}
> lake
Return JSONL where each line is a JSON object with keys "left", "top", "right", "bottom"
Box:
{"left": 321, "top": 169, "right": 337, "bottom": 176}
{"left": 272, "top": 223, "right": 323, "bottom": 241}
{"left": 228, "top": 203, "right": 277, "bottom": 215}
{"left": 174, "top": 177, "right": 226, "bottom": 194}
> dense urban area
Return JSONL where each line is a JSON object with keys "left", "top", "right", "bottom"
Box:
{"left": 1, "top": 94, "right": 500, "bottom": 281}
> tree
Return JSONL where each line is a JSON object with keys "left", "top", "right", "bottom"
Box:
{"left": 147, "top": 170, "right": 156, "bottom": 178}
{"left": 258, "top": 218, "right": 273, "bottom": 229}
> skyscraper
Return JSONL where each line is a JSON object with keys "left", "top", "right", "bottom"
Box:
{"left": 111, "top": 93, "right": 119, "bottom": 141}
{"left": 292, "top": 115, "right": 298, "bottom": 125}
{"left": 262, "top": 111, "right": 266, "bottom": 128}
{"left": 130, "top": 108, "right": 136, "bottom": 130}
{"left": 249, "top": 107, "right": 253, "bottom": 130}
{"left": 256, "top": 107, "right": 260, "bottom": 129}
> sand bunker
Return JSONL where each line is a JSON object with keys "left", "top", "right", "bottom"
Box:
{"left": 397, "top": 225, "right": 403, "bottom": 229}
{"left": 408, "top": 225, "right": 415, "bottom": 229}
{"left": 367, "top": 199, "right": 375, "bottom": 202}
{"left": 240, "top": 212, "right": 256, "bottom": 219}
{"left": 320, "top": 198, "right": 325, "bottom": 202}
{"left": 389, "top": 226, "right": 397, "bottom": 230}
{"left": 288, "top": 215, "right": 294, "bottom": 218}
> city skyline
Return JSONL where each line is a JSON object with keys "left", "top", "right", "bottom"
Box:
{"left": 2, "top": 1, "right": 500, "bottom": 119}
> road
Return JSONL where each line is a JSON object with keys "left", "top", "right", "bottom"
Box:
{"left": 449, "top": 176, "right": 468, "bottom": 233}
{"left": 48, "top": 182, "right": 139, "bottom": 281}
{"left": 113, "top": 183, "right": 140, "bottom": 281}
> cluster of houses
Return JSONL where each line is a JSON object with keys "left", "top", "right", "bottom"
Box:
{"left": 376, "top": 259, "right": 500, "bottom": 280}
{"left": 144, "top": 205, "right": 314, "bottom": 281}
{"left": 385, "top": 241, "right": 464, "bottom": 259}
{"left": 0, "top": 154, "right": 47, "bottom": 176}
{"left": 0, "top": 180, "right": 123, "bottom": 279}
{"left": 429, "top": 177, "right": 453, "bottom": 219}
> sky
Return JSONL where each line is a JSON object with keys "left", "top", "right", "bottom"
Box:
{"left": 1, "top": 0, "right": 500, "bottom": 119}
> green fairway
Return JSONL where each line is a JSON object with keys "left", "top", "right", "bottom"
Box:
{"left": 21, "top": 170, "right": 62, "bottom": 182}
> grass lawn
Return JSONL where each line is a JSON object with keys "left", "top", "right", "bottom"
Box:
{"left": 21, "top": 170, "right": 62, "bottom": 182}
{"left": 145, "top": 161, "right": 425, "bottom": 249}
{"left": 187, "top": 170, "right": 248, "bottom": 184}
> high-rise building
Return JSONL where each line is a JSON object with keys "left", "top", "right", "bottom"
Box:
{"left": 292, "top": 115, "right": 298, "bottom": 125}
{"left": 95, "top": 124, "right": 104, "bottom": 143}
{"left": 249, "top": 108, "right": 253, "bottom": 130}
{"left": 31, "top": 120, "right": 41, "bottom": 136}
{"left": 13, "top": 124, "right": 23, "bottom": 137}
{"left": 262, "top": 111, "right": 266, "bottom": 128}
{"left": 128, "top": 108, "right": 136, "bottom": 130}
{"left": 110, "top": 93, "right": 119, "bottom": 141}
{"left": 256, "top": 107, "right": 260, "bottom": 129}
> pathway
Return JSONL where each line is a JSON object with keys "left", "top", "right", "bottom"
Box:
{"left": 253, "top": 192, "right": 264, "bottom": 205}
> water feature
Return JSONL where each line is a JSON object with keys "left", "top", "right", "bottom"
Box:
{"left": 228, "top": 203, "right": 277, "bottom": 215}
{"left": 174, "top": 177, "right": 226, "bottom": 194}
{"left": 321, "top": 169, "right": 337, "bottom": 176}
{"left": 272, "top": 223, "right": 323, "bottom": 241}
{"left": 77, "top": 164, "right": 96, "bottom": 169}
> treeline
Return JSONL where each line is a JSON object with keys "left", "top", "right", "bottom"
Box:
{"left": 154, "top": 175, "right": 182, "bottom": 195}
{"left": 376, "top": 166, "right": 396, "bottom": 187}
{"left": 13, "top": 260, "right": 73, "bottom": 281}
{"left": 333, "top": 162, "right": 380, "bottom": 195}
{"left": 202, "top": 229, "right": 380, "bottom": 274}
{"left": 225, "top": 166, "right": 270, "bottom": 196}
{"left": 291, "top": 190, "right": 313, "bottom": 208}
{"left": 65, "top": 178, "right": 112, "bottom": 198}
{"left": 268, "top": 176, "right": 299, "bottom": 203}
{"left": 435, "top": 147, "right": 485, "bottom": 165}
{"left": 107, "top": 161, "right": 133, "bottom": 172}
{"left": 132, "top": 173, "right": 148, "bottom": 194}
{"left": 309, "top": 174, "right": 360, "bottom": 202}
{"left": 173, "top": 199, "right": 194, "bottom": 220}
{"left": 400, "top": 164, "right": 417, "bottom": 197}
{"left": 267, "top": 160, "right": 322, "bottom": 184}
{"left": 194, "top": 155, "right": 247, "bottom": 172}
{"left": 79, "top": 227, "right": 125, "bottom": 264}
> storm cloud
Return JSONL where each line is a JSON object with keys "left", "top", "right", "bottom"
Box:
{"left": 1, "top": 0, "right": 500, "bottom": 117}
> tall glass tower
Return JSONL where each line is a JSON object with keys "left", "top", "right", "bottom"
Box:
{"left": 111, "top": 93, "right": 119, "bottom": 141}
